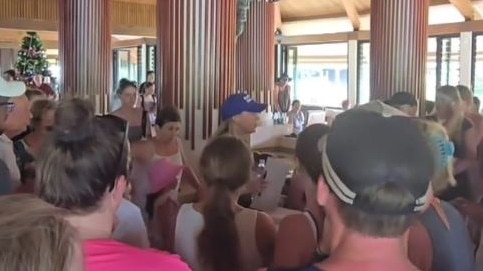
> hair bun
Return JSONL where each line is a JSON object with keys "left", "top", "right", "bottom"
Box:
{"left": 53, "top": 98, "right": 96, "bottom": 144}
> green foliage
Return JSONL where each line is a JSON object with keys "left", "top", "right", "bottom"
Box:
{"left": 15, "top": 31, "right": 50, "bottom": 77}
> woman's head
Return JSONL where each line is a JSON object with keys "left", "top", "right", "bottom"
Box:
{"left": 200, "top": 136, "right": 251, "bottom": 192}
{"left": 36, "top": 98, "right": 129, "bottom": 216}
{"left": 30, "top": 99, "right": 56, "bottom": 135}
{"left": 144, "top": 82, "right": 155, "bottom": 96}
{"left": 155, "top": 106, "right": 181, "bottom": 142}
{"left": 295, "top": 124, "right": 331, "bottom": 183}
{"left": 219, "top": 94, "right": 266, "bottom": 136}
{"left": 117, "top": 79, "right": 137, "bottom": 108}
{"left": 417, "top": 120, "right": 456, "bottom": 195}
{"left": 435, "top": 85, "right": 461, "bottom": 119}
{"left": 0, "top": 194, "right": 82, "bottom": 271}
{"left": 198, "top": 136, "right": 252, "bottom": 271}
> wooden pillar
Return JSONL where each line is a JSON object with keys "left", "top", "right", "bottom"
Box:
{"left": 236, "top": 1, "right": 276, "bottom": 106}
{"left": 370, "top": 0, "right": 429, "bottom": 103}
{"left": 157, "top": 0, "right": 237, "bottom": 148}
{"left": 59, "top": 0, "right": 112, "bottom": 113}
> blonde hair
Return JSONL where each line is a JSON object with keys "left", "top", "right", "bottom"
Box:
{"left": 0, "top": 194, "right": 79, "bottom": 271}
{"left": 417, "top": 120, "right": 456, "bottom": 195}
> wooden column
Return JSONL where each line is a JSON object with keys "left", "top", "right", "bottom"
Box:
{"left": 370, "top": 0, "right": 429, "bottom": 103}
{"left": 236, "top": 1, "right": 276, "bottom": 106}
{"left": 59, "top": 0, "right": 112, "bottom": 113}
{"left": 157, "top": 0, "right": 237, "bottom": 148}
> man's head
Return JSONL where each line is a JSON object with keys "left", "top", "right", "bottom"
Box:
{"left": 317, "top": 110, "right": 433, "bottom": 238}
{"left": 0, "top": 77, "right": 26, "bottom": 134}
{"left": 3, "top": 70, "right": 15, "bottom": 82}
{"left": 386, "top": 92, "right": 418, "bottom": 117}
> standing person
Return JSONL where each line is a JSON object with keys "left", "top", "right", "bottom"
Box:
{"left": 139, "top": 71, "right": 156, "bottom": 95}
{"left": 213, "top": 93, "right": 269, "bottom": 199}
{"left": 306, "top": 110, "right": 432, "bottom": 271}
{"left": 0, "top": 77, "right": 27, "bottom": 191}
{"left": 36, "top": 98, "right": 190, "bottom": 271}
{"left": 13, "top": 99, "right": 56, "bottom": 181}
{"left": 276, "top": 74, "right": 292, "bottom": 113}
{"left": 139, "top": 82, "right": 157, "bottom": 138}
{"left": 427, "top": 85, "right": 473, "bottom": 200}
{"left": 287, "top": 100, "right": 305, "bottom": 136}
{"left": 386, "top": 92, "right": 419, "bottom": 117}
{"left": 111, "top": 79, "right": 145, "bottom": 141}
{"left": 0, "top": 194, "right": 83, "bottom": 271}
{"left": 174, "top": 136, "right": 276, "bottom": 271}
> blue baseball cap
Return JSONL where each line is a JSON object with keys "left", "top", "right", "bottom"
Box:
{"left": 221, "top": 94, "right": 267, "bottom": 121}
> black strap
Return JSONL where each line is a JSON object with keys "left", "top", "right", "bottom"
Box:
{"left": 140, "top": 95, "right": 148, "bottom": 138}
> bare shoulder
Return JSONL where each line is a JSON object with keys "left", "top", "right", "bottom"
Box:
{"left": 278, "top": 213, "right": 311, "bottom": 231}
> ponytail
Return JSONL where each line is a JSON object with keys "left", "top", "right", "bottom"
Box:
{"left": 198, "top": 184, "right": 242, "bottom": 271}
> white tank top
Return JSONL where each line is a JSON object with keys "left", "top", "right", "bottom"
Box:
{"left": 174, "top": 203, "right": 263, "bottom": 271}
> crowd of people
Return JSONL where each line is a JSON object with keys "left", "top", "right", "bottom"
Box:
{"left": 0, "top": 69, "right": 482, "bottom": 271}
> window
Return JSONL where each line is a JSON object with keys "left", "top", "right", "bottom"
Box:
{"left": 473, "top": 35, "right": 483, "bottom": 104}
{"left": 292, "top": 43, "right": 348, "bottom": 108}
{"left": 426, "top": 37, "right": 438, "bottom": 101}
{"left": 357, "top": 42, "right": 370, "bottom": 104}
{"left": 427, "top": 36, "right": 460, "bottom": 101}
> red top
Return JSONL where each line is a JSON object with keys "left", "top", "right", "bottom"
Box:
{"left": 84, "top": 239, "right": 191, "bottom": 271}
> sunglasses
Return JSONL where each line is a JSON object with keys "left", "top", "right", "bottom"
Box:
{"left": 95, "top": 115, "right": 130, "bottom": 189}
{"left": 0, "top": 102, "right": 15, "bottom": 113}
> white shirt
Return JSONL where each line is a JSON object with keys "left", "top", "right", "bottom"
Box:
{"left": 113, "top": 198, "right": 150, "bottom": 248}
{"left": 0, "top": 134, "right": 20, "bottom": 189}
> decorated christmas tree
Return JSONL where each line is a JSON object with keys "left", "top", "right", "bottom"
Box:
{"left": 15, "top": 32, "right": 50, "bottom": 78}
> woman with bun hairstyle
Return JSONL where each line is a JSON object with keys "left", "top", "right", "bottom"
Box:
{"left": 36, "top": 98, "right": 190, "bottom": 271}
{"left": 111, "top": 79, "right": 146, "bottom": 142}
{"left": 174, "top": 136, "right": 276, "bottom": 271}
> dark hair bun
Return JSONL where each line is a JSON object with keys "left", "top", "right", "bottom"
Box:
{"left": 53, "top": 98, "right": 96, "bottom": 144}
{"left": 117, "top": 79, "right": 137, "bottom": 95}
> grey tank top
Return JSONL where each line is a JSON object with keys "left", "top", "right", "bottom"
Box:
{"left": 418, "top": 200, "right": 475, "bottom": 271}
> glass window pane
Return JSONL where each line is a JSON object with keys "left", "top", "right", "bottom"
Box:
{"left": 293, "top": 43, "right": 348, "bottom": 108}
{"left": 358, "top": 42, "right": 370, "bottom": 104}
{"left": 474, "top": 35, "right": 483, "bottom": 111}
{"left": 426, "top": 37, "right": 437, "bottom": 101}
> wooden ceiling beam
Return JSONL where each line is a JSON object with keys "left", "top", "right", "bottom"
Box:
{"left": 339, "top": 0, "right": 361, "bottom": 30}
{"left": 448, "top": 0, "right": 482, "bottom": 20}
{"left": 274, "top": 2, "right": 283, "bottom": 30}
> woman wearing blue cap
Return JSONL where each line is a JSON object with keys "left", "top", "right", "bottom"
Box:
{"left": 173, "top": 93, "right": 276, "bottom": 271}
{"left": 213, "top": 93, "right": 267, "bottom": 140}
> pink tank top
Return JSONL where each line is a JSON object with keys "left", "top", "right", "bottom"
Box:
{"left": 84, "top": 239, "right": 191, "bottom": 271}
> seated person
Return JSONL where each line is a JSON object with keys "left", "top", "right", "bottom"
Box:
{"left": 273, "top": 124, "right": 331, "bottom": 268}
{"left": 288, "top": 100, "right": 305, "bottom": 136}
{"left": 274, "top": 110, "right": 434, "bottom": 271}
{"left": 174, "top": 136, "right": 276, "bottom": 271}
{"left": 36, "top": 99, "right": 190, "bottom": 271}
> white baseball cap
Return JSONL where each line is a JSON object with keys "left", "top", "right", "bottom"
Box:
{"left": 0, "top": 77, "right": 26, "bottom": 98}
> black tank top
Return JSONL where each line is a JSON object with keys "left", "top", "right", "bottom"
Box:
{"left": 418, "top": 201, "right": 475, "bottom": 271}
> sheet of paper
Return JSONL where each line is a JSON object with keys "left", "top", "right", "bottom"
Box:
{"left": 250, "top": 157, "right": 290, "bottom": 212}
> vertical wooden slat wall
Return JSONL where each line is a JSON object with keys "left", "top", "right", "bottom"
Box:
{"left": 370, "top": 0, "right": 429, "bottom": 104}
{"left": 236, "top": 2, "right": 276, "bottom": 106}
{"left": 59, "top": 0, "right": 112, "bottom": 114}
{"left": 157, "top": 0, "right": 237, "bottom": 149}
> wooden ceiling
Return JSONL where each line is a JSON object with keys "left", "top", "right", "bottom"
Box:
{"left": 279, "top": 0, "right": 481, "bottom": 22}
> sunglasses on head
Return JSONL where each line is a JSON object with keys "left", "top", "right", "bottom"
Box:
{"left": 95, "top": 115, "right": 131, "bottom": 189}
